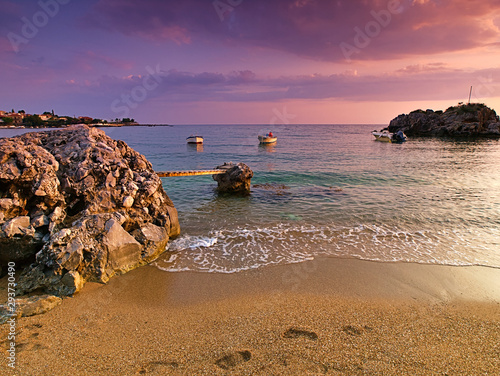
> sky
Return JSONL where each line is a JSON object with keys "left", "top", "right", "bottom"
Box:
{"left": 1, "top": 0, "right": 500, "bottom": 124}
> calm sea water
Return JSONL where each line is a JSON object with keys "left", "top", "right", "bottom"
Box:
{"left": 3, "top": 125, "right": 500, "bottom": 272}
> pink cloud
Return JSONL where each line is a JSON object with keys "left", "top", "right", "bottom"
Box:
{"left": 139, "top": 24, "right": 191, "bottom": 45}
{"left": 395, "top": 63, "right": 456, "bottom": 74}
{"left": 66, "top": 65, "right": 500, "bottom": 105}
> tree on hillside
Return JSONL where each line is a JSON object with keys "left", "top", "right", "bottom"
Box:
{"left": 64, "top": 117, "right": 79, "bottom": 125}
{"left": 2, "top": 117, "right": 14, "bottom": 125}
{"left": 50, "top": 118, "right": 67, "bottom": 127}
{"left": 23, "top": 115, "right": 44, "bottom": 127}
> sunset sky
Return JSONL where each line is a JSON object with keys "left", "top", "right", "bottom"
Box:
{"left": 1, "top": 0, "right": 500, "bottom": 124}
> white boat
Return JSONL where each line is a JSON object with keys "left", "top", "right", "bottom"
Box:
{"left": 186, "top": 135, "right": 203, "bottom": 144}
{"left": 371, "top": 131, "right": 392, "bottom": 142}
{"left": 371, "top": 130, "right": 406, "bottom": 143}
{"left": 258, "top": 134, "right": 277, "bottom": 144}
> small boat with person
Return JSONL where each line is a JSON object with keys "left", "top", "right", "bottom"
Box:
{"left": 186, "top": 135, "right": 203, "bottom": 144}
{"left": 258, "top": 132, "right": 277, "bottom": 144}
{"left": 371, "top": 130, "right": 406, "bottom": 143}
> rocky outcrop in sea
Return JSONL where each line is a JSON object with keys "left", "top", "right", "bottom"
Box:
{"left": 213, "top": 162, "right": 253, "bottom": 193}
{"left": 388, "top": 103, "right": 500, "bottom": 137}
{"left": 0, "top": 125, "right": 180, "bottom": 297}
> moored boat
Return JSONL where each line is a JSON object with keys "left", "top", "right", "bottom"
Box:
{"left": 258, "top": 132, "right": 277, "bottom": 144}
{"left": 186, "top": 135, "right": 203, "bottom": 144}
{"left": 371, "top": 130, "right": 406, "bottom": 143}
{"left": 371, "top": 131, "right": 392, "bottom": 142}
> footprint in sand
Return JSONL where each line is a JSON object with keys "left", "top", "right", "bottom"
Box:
{"left": 16, "top": 342, "right": 45, "bottom": 352}
{"left": 215, "top": 350, "right": 252, "bottom": 370}
{"left": 282, "top": 327, "right": 318, "bottom": 340}
{"left": 342, "top": 325, "right": 372, "bottom": 336}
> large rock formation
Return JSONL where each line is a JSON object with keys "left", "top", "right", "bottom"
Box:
{"left": 0, "top": 125, "right": 179, "bottom": 296}
{"left": 388, "top": 103, "right": 500, "bottom": 137}
{"left": 213, "top": 162, "right": 253, "bottom": 193}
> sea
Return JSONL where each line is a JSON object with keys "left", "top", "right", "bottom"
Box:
{"left": 2, "top": 124, "right": 500, "bottom": 273}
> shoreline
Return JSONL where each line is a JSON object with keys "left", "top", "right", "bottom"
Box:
{"left": 0, "top": 124, "right": 163, "bottom": 130}
{"left": 140, "top": 257, "right": 500, "bottom": 305}
{"left": 1, "top": 258, "right": 499, "bottom": 374}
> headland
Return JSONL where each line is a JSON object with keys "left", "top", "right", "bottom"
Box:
{"left": 388, "top": 103, "right": 500, "bottom": 137}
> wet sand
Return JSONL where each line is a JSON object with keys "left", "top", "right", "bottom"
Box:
{"left": 1, "top": 258, "right": 500, "bottom": 375}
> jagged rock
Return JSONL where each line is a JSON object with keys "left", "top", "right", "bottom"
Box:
{"left": 213, "top": 162, "right": 254, "bottom": 193}
{"left": 60, "top": 271, "right": 84, "bottom": 294}
{"left": 102, "top": 218, "right": 141, "bottom": 273}
{"left": 388, "top": 103, "right": 500, "bottom": 137}
{"left": 0, "top": 125, "right": 180, "bottom": 297}
{"left": 0, "top": 199, "right": 14, "bottom": 212}
{"left": 0, "top": 216, "right": 40, "bottom": 263}
{"left": 122, "top": 196, "right": 134, "bottom": 208}
{"left": 31, "top": 214, "right": 49, "bottom": 228}
{"left": 2, "top": 216, "right": 32, "bottom": 237}
{"left": 132, "top": 223, "right": 169, "bottom": 259}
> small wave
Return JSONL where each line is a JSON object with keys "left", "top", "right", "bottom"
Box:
{"left": 155, "top": 223, "right": 500, "bottom": 273}
{"left": 168, "top": 235, "right": 218, "bottom": 250}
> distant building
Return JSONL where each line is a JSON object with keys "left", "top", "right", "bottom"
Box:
{"left": 39, "top": 114, "right": 53, "bottom": 121}
{"left": 78, "top": 116, "right": 93, "bottom": 123}
{"left": 0, "top": 111, "right": 5, "bottom": 116}
{"left": 6, "top": 113, "right": 23, "bottom": 125}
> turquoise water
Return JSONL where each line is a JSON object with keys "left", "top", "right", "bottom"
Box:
{"left": 3, "top": 125, "right": 500, "bottom": 272}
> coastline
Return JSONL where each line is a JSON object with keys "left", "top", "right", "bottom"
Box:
{"left": 0, "top": 124, "right": 172, "bottom": 130}
{"left": 1, "top": 258, "right": 499, "bottom": 374}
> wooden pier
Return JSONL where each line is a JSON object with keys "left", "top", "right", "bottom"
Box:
{"left": 156, "top": 169, "right": 226, "bottom": 177}
{"left": 156, "top": 163, "right": 252, "bottom": 193}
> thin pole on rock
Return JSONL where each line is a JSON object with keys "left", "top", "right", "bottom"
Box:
{"left": 468, "top": 86, "right": 472, "bottom": 104}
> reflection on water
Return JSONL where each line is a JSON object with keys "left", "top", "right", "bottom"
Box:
{"left": 187, "top": 143, "right": 204, "bottom": 153}
{"left": 258, "top": 143, "right": 277, "bottom": 153}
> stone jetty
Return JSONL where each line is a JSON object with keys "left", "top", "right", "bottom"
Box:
{"left": 0, "top": 125, "right": 180, "bottom": 301}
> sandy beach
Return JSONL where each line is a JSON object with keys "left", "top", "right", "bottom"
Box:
{"left": 1, "top": 258, "right": 499, "bottom": 375}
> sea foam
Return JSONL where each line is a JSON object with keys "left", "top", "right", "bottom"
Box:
{"left": 154, "top": 222, "right": 500, "bottom": 274}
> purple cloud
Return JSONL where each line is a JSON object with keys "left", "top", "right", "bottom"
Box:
{"left": 84, "top": 0, "right": 500, "bottom": 62}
